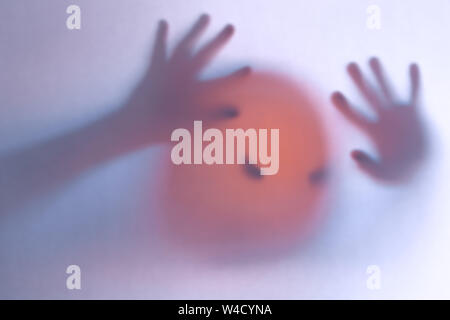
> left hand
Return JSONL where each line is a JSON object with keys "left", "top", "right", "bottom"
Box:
{"left": 331, "top": 57, "right": 428, "bottom": 183}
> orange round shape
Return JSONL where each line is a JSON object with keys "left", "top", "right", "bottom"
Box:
{"left": 158, "top": 71, "right": 329, "bottom": 254}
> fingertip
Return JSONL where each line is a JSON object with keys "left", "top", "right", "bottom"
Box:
{"left": 347, "top": 62, "right": 358, "bottom": 71}
{"left": 369, "top": 56, "right": 380, "bottom": 67}
{"left": 239, "top": 66, "right": 251, "bottom": 76}
{"left": 410, "top": 63, "right": 419, "bottom": 75}
{"left": 347, "top": 62, "right": 362, "bottom": 78}
{"left": 350, "top": 150, "right": 365, "bottom": 162}
{"left": 331, "top": 91, "right": 346, "bottom": 107}
{"left": 226, "top": 66, "right": 251, "bottom": 80}
{"left": 410, "top": 63, "right": 420, "bottom": 89}
{"left": 331, "top": 91, "right": 344, "bottom": 99}
{"left": 223, "top": 24, "right": 235, "bottom": 36}
{"left": 351, "top": 150, "right": 372, "bottom": 164}
{"left": 158, "top": 19, "right": 168, "bottom": 32}
{"left": 193, "top": 14, "right": 210, "bottom": 30}
{"left": 199, "top": 13, "right": 211, "bottom": 23}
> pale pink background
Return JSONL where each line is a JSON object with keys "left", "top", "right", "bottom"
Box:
{"left": 0, "top": 0, "right": 449, "bottom": 298}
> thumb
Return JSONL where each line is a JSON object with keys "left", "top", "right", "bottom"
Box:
{"left": 351, "top": 149, "right": 380, "bottom": 177}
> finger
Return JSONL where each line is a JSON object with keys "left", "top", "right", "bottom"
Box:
{"left": 150, "top": 20, "right": 168, "bottom": 70}
{"left": 201, "top": 66, "right": 251, "bottom": 88}
{"left": 369, "top": 57, "right": 393, "bottom": 102}
{"left": 172, "top": 14, "right": 210, "bottom": 60}
{"left": 409, "top": 63, "right": 420, "bottom": 106}
{"left": 347, "top": 62, "right": 383, "bottom": 112}
{"left": 351, "top": 149, "right": 380, "bottom": 177}
{"left": 191, "top": 24, "right": 235, "bottom": 73}
{"left": 331, "top": 92, "right": 371, "bottom": 130}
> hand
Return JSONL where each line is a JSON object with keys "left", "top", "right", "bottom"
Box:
{"left": 123, "top": 14, "right": 250, "bottom": 143}
{"left": 0, "top": 15, "right": 251, "bottom": 215}
{"left": 331, "top": 57, "right": 427, "bottom": 183}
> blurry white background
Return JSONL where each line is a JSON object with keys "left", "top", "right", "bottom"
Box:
{"left": 0, "top": 0, "right": 449, "bottom": 299}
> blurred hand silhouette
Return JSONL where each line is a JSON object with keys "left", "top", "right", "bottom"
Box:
{"left": 0, "top": 14, "right": 248, "bottom": 216}
{"left": 331, "top": 57, "right": 427, "bottom": 183}
{"left": 123, "top": 14, "right": 249, "bottom": 143}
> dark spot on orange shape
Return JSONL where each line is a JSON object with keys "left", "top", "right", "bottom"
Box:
{"left": 308, "top": 167, "right": 328, "bottom": 185}
{"left": 244, "top": 163, "right": 263, "bottom": 179}
{"left": 210, "top": 105, "right": 240, "bottom": 120}
{"left": 220, "top": 105, "right": 240, "bottom": 118}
